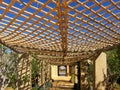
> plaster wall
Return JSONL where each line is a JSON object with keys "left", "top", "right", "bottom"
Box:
{"left": 51, "top": 65, "right": 71, "bottom": 81}
{"left": 94, "top": 52, "right": 107, "bottom": 90}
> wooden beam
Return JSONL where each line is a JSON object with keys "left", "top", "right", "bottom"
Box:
{"left": 0, "top": 40, "right": 19, "bottom": 53}
{"left": 57, "top": 0, "right": 68, "bottom": 55}
{"left": 0, "top": 0, "right": 3, "bottom": 4}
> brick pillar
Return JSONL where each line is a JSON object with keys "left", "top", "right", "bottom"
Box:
{"left": 93, "top": 52, "right": 107, "bottom": 90}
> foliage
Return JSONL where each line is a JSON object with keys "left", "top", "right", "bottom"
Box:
{"left": 87, "top": 63, "right": 94, "bottom": 82}
{"left": 0, "top": 44, "right": 10, "bottom": 54}
{"left": 0, "top": 44, "right": 18, "bottom": 89}
{"left": 70, "top": 73, "right": 77, "bottom": 83}
{"left": 31, "top": 53, "right": 40, "bottom": 88}
{"left": 22, "top": 75, "right": 29, "bottom": 83}
{"left": 7, "top": 74, "right": 16, "bottom": 83}
{"left": 9, "top": 52, "right": 18, "bottom": 61}
{"left": 31, "top": 54, "right": 39, "bottom": 79}
{"left": 106, "top": 46, "right": 120, "bottom": 89}
{"left": 6, "top": 73, "right": 17, "bottom": 89}
{"left": 114, "top": 84, "right": 120, "bottom": 89}
{"left": 107, "top": 46, "right": 120, "bottom": 77}
{"left": 32, "top": 86, "right": 39, "bottom": 90}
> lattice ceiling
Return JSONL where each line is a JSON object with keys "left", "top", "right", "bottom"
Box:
{"left": 0, "top": 0, "right": 120, "bottom": 64}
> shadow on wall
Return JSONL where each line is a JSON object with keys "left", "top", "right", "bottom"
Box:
{"left": 95, "top": 72, "right": 107, "bottom": 90}
{"left": 95, "top": 71, "right": 117, "bottom": 90}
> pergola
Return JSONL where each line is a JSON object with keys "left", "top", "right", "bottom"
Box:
{"left": 0, "top": 0, "right": 120, "bottom": 89}
{"left": 0, "top": 0, "right": 120, "bottom": 65}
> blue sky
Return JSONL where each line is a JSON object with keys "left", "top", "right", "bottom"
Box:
{"left": 0, "top": 0, "right": 120, "bottom": 38}
{"left": 1, "top": 0, "right": 119, "bottom": 22}
{"left": 1, "top": 0, "right": 119, "bottom": 17}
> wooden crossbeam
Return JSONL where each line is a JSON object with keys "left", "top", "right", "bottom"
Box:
{"left": 0, "top": 0, "right": 119, "bottom": 65}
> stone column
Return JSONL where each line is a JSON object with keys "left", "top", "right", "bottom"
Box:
{"left": 93, "top": 52, "right": 107, "bottom": 90}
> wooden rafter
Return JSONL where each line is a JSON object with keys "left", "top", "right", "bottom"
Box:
{"left": 57, "top": 0, "right": 68, "bottom": 55}
{"left": 0, "top": 0, "right": 119, "bottom": 64}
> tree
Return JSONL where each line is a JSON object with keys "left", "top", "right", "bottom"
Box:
{"left": 0, "top": 44, "right": 18, "bottom": 89}
{"left": 106, "top": 46, "right": 120, "bottom": 89}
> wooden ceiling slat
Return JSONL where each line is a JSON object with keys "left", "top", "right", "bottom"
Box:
{"left": 6, "top": 7, "right": 58, "bottom": 43}
{"left": 0, "top": 0, "right": 119, "bottom": 64}
{"left": 0, "top": 0, "right": 51, "bottom": 41}
{"left": 70, "top": 1, "right": 119, "bottom": 40}
{"left": 0, "top": 0, "right": 34, "bottom": 34}
{"left": 0, "top": 0, "right": 16, "bottom": 20}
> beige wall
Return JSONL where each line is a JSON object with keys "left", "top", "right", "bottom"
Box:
{"left": 94, "top": 52, "right": 107, "bottom": 90}
{"left": 51, "top": 65, "right": 71, "bottom": 81}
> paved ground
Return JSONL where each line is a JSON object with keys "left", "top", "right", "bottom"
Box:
{"left": 50, "top": 81, "right": 74, "bottom": 90}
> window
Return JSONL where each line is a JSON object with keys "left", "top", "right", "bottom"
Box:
{"left": 58, "top": 66, "right": 67, "bottom": 76}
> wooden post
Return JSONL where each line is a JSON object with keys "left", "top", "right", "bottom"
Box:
{"left": 17, "top": 54, "right": 32, "bottom": 90}
{"left": 41, "top": 60, "right": 44, "bottom": 85}
{"left": 67, "top": 65, "right": 70, "bottom": 76}
{"left": 77, "top": 62, "right": 81, "bottom": 90}
{"left": 93, "top": 52, "right": 107, "bottom": 90}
